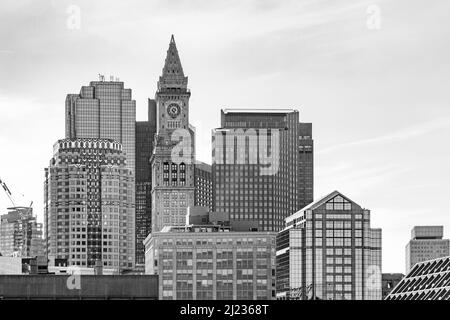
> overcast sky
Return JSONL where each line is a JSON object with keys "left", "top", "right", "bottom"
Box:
{"left": 1, "top": 0, "right": 449, "bottom": 273}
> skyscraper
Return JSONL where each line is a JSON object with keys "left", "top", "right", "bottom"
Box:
{"left": 212, "top": 109, "right": 313, "bottom": 232}
{"left": 44, "top": 138, "right": 135, "bottom": 271}
{"left": 0, "top": 207, "right": 44, "bottom": 258}
{"left": 194, "top": 161, "right": 213, "bottom": 211}
{"left": 405, "top": 226, "right": 449, "bottom": 274}
{"left": 65, "top": 80, "right": 136, "bottom": 175}
{"left": 135, "top": 100, "right": 157, "bottom": 268}
{"left": 298, "top": 123, "right": 314, "bottom": 210}
{"left": 150, "top": 35, "right": 195, "bottom": 232}
{"left": 276, "top": 191, "right": 382, "bottom": 300}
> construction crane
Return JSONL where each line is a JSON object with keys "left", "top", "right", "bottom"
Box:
{"left": 0, "top": 177, "right": 16, "bottom": 207}
{"left": 0, "top": 177, "right": 33, "bottom": 217}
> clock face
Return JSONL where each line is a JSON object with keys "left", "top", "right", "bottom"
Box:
{"left": 167, "top": 103, "right": 181, "bottom": 118}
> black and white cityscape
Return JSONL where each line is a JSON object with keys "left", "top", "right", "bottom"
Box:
{"left": 1, "top": 0, "right": 450, "bottom": 305}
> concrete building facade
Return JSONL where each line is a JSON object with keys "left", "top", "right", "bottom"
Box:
{"left": 0, "top": 275, "right": 158, "bottom": 300}
{"left": 405, "top": 226, "right": 449, "bottom": 274}
{"left": 150, "top": 36, "right": 195, "bottom": 232}
{"left": 144, "top": 208, "right": 276, "bottom": 300}
{"left": 44, "top": 138, "right": 135, "bottom": 272}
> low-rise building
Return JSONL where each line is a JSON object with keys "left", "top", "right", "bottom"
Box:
{"left": 385, "top": 256, "right": 450, "bottom": 300}
{"left": 144, "top": 207, "right": 276, "bottom": 300}
{"left": 382, "top": 273, "right": 404, "bottom": 299}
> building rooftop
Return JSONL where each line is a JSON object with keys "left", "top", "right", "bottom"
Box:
{"left": 411, "top": 226, "right": 445, "bottom": 240}
{"left": 222, "top": 108, "right": 297, "bottom": 114}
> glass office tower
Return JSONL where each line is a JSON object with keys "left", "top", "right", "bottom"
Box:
{"left": 135, "top": 100, "right": 157, "bottom": 269}
{"left": 65, "top": 80, "right": 136, "bottom": 175}
{"left": 212, "top": 109, "right": 313, "bottom": 232}
{"left": 276, "top": 191, "right": 382, "bottom": 300}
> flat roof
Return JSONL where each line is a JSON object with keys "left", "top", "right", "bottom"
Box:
{"left": 223, "top": 108, "right": 297, "bottom": 114}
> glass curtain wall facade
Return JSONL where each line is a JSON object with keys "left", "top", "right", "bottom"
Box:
{"left": 65, "top": 81, "right": 136, "bottom": 175}
{"left": 212, "top": 109, "right": 313, "bottom": 232}
{"left": 194, "top": 161, "right": 213, "bottom": 211}
{"left": 276, "top": 191, "right": 382, "bottom": 300}
{"left": 135, "top": 100, "right": 157, "bottom": 268}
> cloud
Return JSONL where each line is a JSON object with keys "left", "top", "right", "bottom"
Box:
{"left": 318, "top": 116, "right": 450, "bottom": 155}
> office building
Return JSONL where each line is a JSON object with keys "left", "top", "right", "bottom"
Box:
{"left": 135, "top": 100, "right": 157, "bottom": 268}
{"left": 212, "top": 109, "right": 313, "bottom": 232}
{"left": 0, "top": 206, "right": 44, "bottom": 257}
{"left": 194, "top": 161, "right": 213, "bottom": 211}
{"left": 65, "top": 79, "right": 136, "bottom": 175}
{"left": 298, "top": 123, "right": 314, "bottom": 210}
{"left": 276, "top": 191, "right": 382, "bottom": 300}
{"left": 44, "top": 138, "right": 135, "bottom": 272}
{"left": 405, "top": 226, "right": 449, "bottom": 274}
{"left": 144, "top": 207, "right": 276, "bottom": 300}
{"left": 385, "top": 256, "right": 450, "bottom": 300}
{"left": 382, "top": 273, "right": 404, "bottom": 299}
{"left": 150, "top": 35, "right": 195, "bottom": 232}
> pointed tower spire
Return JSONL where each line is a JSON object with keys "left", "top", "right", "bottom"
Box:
{"left": 158, "top": 35, "right": 188, "bottom": 91}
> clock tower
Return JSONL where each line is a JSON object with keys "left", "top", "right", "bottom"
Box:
{"left": 150, "top": 35, "right": 195, "bottom": 232}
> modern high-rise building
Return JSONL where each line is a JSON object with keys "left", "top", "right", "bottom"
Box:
{"left": 385, "top": 256, "right": 450, "bottom": 300}
{"left": 150, "top": 35, "right": 195, "bottom": 232}
{"left": 276, "top": 191, "right": 382, "bottom": 300}
{"left": 135, "top": 100, "right": 157, "bottom": 268}
{"left": 144, "top": 207, "right": 276, "bottom": 300}
{"left": 194, "top": 161, "right": 213, "bottom": 211}
{"left": 298, "top": 123, "right": 314, "bottom": 210}
{"left": 382, "top": 273, "right": 404, "bottom": 299}
{"left": 0, "top": 207, "right": 44, "bottom": 258}
{"left": 65, "top": 80, "right": 136, "bottom": 175}
{"left": 212, "top": 109, "right": 313, "bottom": 232}
{"left": 405, "top": 226, "right": 449, "bottom": 274}
{"left": 44, "top": 138, "right": 135, "bottom": 272}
